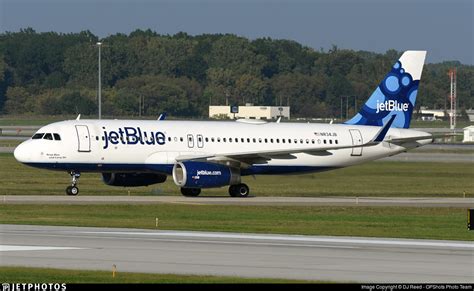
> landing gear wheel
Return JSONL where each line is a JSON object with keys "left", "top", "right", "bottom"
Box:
{"left": 66, "top": 171, "right": 81, "bottom": 196}
{"left": 229, "top": 183, "right": 250, "bottom": 198}
{"left": 66, "top": 186, "right": 79, "bottom": 196}
{"left": 181, "top": 188, "right": 201, "bottom": 197}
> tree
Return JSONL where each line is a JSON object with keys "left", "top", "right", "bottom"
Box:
{"left": 4, "top": 87, "right": 33, "bottom": 114}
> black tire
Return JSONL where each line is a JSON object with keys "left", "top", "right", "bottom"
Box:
{"left": 228, "top": 185, "right": 238, "bottom": 197}
{"left": 229, "top": 184, "right": 250, "bottom": 198}
{"left": 181, "top": 188, "right": 201, "bottom": 197}
{"left": 66, "top": 186, "right": 79, "bottom": 196}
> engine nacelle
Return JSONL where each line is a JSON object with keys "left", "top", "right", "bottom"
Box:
{"left": 172, "top": 161, "right": 240, "bottom": 188}
{"left": 102, "top": 173, "right": 167, "bottom": 187}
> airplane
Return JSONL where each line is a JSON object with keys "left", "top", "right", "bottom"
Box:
{"left": 14, "top": 50, "right": 433, "bottom": 197}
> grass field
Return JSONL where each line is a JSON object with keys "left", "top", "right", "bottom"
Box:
{"left": 0, "top": 140, "right": 22, "bottom": 147}
{"left": 1, "top": 204, "right": 472, "bottom": 241}
{"left": 1, "top": 153, "right": 472, "bottom": 197}
{"left": 0, "top": 266, "right": 316, "bottom": 283}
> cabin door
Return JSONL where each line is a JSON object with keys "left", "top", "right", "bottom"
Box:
{"left": 349, "top": 129, "right": 363, "bottom": 156}
{"left": 75, "top": 125, "right": 91, "bottom": 152}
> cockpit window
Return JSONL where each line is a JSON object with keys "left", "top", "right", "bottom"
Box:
{"left": 32, "top": 133, "right": 44, "bottom": 139}
{"left": 53, "top": 133, "right": 61, "bottom": 141}
{"left": 43, "top": 133, "right": 53, "bottom": 140}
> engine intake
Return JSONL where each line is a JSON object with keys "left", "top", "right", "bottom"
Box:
{"left": 172, "top": 161, "right": 240, "bottom": 188}
{"left": 102, "top": 173, "right": 167, "bottom": 187}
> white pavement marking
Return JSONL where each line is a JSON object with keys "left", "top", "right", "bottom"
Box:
{"left": 0, "top": 245, "right": 84, "bottom": 252}
{"left": 80, "top": 231, "right": 474, "bottom": 249}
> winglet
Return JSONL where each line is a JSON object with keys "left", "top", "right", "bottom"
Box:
{"left": 372, "top": 115, "right": 396, "bottom": 143}
{"left": 158, "top": 112, "right": 167, "bottom": 120}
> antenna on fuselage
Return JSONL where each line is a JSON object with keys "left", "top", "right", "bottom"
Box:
{"left": 76, "top": 114, "right": 81, "bottom": 120}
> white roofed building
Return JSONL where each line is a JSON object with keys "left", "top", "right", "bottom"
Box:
{"left": 209, "top": 105, "right": 290, "bottom": 120}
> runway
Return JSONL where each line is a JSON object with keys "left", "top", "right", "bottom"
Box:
{"left": 2, "top": 195, "right": 474, "bottom": 208}
{"left": 0, "top": 224, "right": 472, "bottom": 283}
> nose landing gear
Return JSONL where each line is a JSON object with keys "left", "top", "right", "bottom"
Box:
{"left": 66, "top": 171, "right": 81, "bottom": 196}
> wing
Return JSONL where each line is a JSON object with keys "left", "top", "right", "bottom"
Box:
{"left": 176, "top": 115, "right": 398, "bottom": 167}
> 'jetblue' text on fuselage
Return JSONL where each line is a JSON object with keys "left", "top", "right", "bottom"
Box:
{"left": 103, "top": 127, "right": 166, "bottom": 149}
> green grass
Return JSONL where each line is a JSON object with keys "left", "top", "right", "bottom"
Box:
{"left": 0, "top": 116, "right": 65, "bottom": 126}
{"left": 0, "top": 140, "right": 22, "bottom": 147}
{"left": 2, "top": 153, "right": 472, "bottom": 197}
{"left": 0, "top": 204, "right": 472, "bottom": 241}
{"left": 410, "top": 120, "right": 472, "bottom": 129}
{"left": 0, "top": 266, "right": 316, "bottom": 283}
{"left": 412, "top": 147, "right": 474, "bottom": 154}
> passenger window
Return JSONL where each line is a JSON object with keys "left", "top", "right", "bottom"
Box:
{"left": 229, "top": 138, "right": 232, "bottom": 142}
{"left": 306, "top": 139, "right": 309, "bottom": 144}
{"left": 335, "top": 140, "right": 338, "bottom": 144}
{"left": 253, "top": 138, "right": 256, "bottom": 143}
{"left": 43, "top": 133, "right": 53, "bottom": 140}
{"left": 241, "top": 138, "right": 245, "bottom": 143}
{"left": 324, "top": 140, "right": 327, "bottom": 144}
{"left": 329, "top": 140, "right": 333, "bottom": 144}
{"left": 32, "top": 133, "right": 44, "bottom": 139}
{"left": 205, "top": 137, "right": 209, "bottom": 142}
{"left": 223, "top": 138, "right": 227, "bottom": 142}
{"left": 180, "top": 137, "right": 184, "bottom": 142}
{"left": 53, "top": 134, "right": 61, "bottom": 141}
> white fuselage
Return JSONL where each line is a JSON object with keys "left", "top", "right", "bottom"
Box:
{"left": 14, "top": 119, "right": 432, "bottom": 176}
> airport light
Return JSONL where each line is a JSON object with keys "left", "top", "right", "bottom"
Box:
{"left": 97, "top": 41, "right": 102, "bottom": 120}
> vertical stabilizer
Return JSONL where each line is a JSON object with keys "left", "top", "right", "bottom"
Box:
{"left": 345, "top": 50, "right": 427, "bottom": 128}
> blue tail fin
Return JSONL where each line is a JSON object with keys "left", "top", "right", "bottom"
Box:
{"left": 345, "top": 51, "right": 426, "bottom": 129}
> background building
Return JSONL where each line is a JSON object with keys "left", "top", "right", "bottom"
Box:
{"left": 209, "top": 105, "right": 290, "bottom": 120}
{"left": 463, "top": 126, "right": 474, "bottom": 143}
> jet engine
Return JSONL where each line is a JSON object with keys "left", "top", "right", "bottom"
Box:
{"left": 172, "top": 161, "right": 240, "bottom": 188}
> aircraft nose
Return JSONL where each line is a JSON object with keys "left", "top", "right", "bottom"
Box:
{"left": 14, "top": 142, "right": 31, "bottom": 163}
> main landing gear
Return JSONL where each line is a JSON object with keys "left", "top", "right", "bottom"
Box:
{"left": 181, "top": 187, "right": 201, "bottom": 197}
{"left": 228, "top": 183, "right": 250, "bottom": 198}
{"left": 66, "top": 171, "right": 81, "bottom": 196}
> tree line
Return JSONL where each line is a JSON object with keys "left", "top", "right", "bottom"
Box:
{"left": 0, "top": 28, "right": 472, "bottom": 119}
